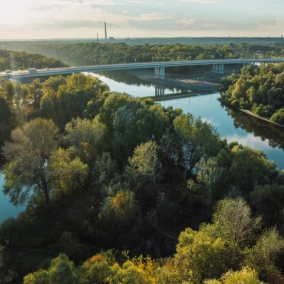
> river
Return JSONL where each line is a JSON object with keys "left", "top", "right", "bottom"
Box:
{"left": 1, "top": 71, "right": 284, "bottom": 223}
{"left": 0, "top": 173, "right": 25, "bottom": 223}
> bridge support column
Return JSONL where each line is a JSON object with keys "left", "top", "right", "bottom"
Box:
{"left": 220, "top": 64, "right": 224, "bottom": 74}
{"left": 212, "top": 64, "right": 224, "bottom": 74}
{"left": 155, "top": 67, "right": 165, "bottom": 79}
{"left": 155, "top": 86, "right": 165, "bottom": 96}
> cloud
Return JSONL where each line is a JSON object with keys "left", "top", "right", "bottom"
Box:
{"left": 175, "top": 17, "right": 229, "bottom": 30}
{"left": 201, "top": 117, "right": 220, "bottom": 127}
{"left": 1, "top": 0, "right": 284, "bottom": 38}
{"left": 121, "top": 9, "right": 128, "bottom": 14}
{"left": 133, "top": 13, "right": 172, "bottom": 21}
{"left": 129, "top": 1, "right": 165, "bottom": 5}
{"left": 53, "top": 0, "right": 117, "bottom": 4}
{"left": 44, "top": 20, "right": 102, "bottom": 29}
{"left": 180, "top": 0, "right": 222, "bottom": 3}
{"left": 255, "top": 17, "right": 284, "bottom": 27}
{"left": 225, "top": 133, "right": 271, "bottom": 151}
{"left": 34, "top": 5, "right": 172, "bottom": 32}
{"left": 130, "top": 1, "right": 148, "bottom": 3}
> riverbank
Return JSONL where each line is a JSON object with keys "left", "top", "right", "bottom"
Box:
{"left": 129, "top": 64, "right": 243, "bottom": 93}
{"left": 130, "top": 69, "right": 220, "bottom": 92}
{"left": 150, "top": 92, "right": 200, "bottom": 101}
{"left": 218, "top": 98, "right": 284, "bottom": 129}
{"left": 239, "top": 109, "right": 284, "bottom": 128}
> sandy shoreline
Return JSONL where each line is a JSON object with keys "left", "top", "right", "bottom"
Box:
{"left": 130, "top": 69, "right": 220, "bottom": 93}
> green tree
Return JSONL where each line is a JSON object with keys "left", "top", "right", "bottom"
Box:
{"left": 126, "top": 141, "right": 161, "bottom": 185}
{"left": 43, "top": 75, "right": 67, "bottom": 94}
{"left": 99, "top": 190, "right": 139, "bottom": 228}
{"left": 250, "top": 184, "right": 284, "bottom": 225}
{"left": 2, "top": 118, "right": 88, "bottom": 205}
{"left": 2, "top": 118, "right": 60, "bottom": 205}
{"left": 48, "top": 147, "right": 88, "bottom": 198}
{"left": 173, "top": 114, "right": 222, "bottom": 178}
{"left": 196, "top": 157, "right": 226, "bottom": 204}
{"left": 270, "top": 108, "right": 284, "bottom": 125}
{"left": 94, "top": 152, "right": 118, "bottom": 186}
{"left": 243, "top": 228, "right": 284, "bottom": 280}
{"left": 205, "top": 267, "right": 265, "bottom": 284}
{"left": 23, "top": 254, "right": 84, "bottom": 284}
{"left": 229, "top": 145, "right": 276, "bottom": 196}
{"left": 0, "top": 97, "right": 12, "bottom": 146}
{"left": 207, "top": 198, "right": 261, "bottom": 265}
{"left": 158, "top": 227, "right": 228, "bottom": 284}
{"left": 65, "top": 117, "right": 107, "bottom": 163}
{"left": 112, "top": 100, "right": 165, "bottom": 165}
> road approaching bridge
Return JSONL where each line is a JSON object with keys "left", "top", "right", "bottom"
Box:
{"left": 1, "top": 58, "right": 284, "bottom": 81}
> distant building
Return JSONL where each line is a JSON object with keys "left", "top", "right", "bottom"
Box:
{"left": 109, "top": 37, "right": 114, "bottom": 40}
{"left": 104, "top": 22, "right": 107, "bottom": 40}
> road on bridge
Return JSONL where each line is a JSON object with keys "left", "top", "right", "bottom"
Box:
{"left": 1, "top": 58, "right": 284, "bottom": 80}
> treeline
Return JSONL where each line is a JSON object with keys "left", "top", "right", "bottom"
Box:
{"left": 0, "top": 49, "right": 68, "bottom": 72}
{"left": 220, "top": 63, "right": 284, "bottom": 125}
{"left": 2, "top": 41, "right": 284, "bottom": 66}
{"left": 1, "top": 74, "right": 284, "bottom": 283}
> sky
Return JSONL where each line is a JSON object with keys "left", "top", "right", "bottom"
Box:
{"left": 0, "top": 0, "right": 283, "bottom": 39}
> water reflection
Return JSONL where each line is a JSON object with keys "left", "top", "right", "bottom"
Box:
{"left": 225, "top": 133, "right": 272, "bottom": 151}
{"left": 91, "top": 71, "right": 189, "bottom": 98}
{"left": 160, "top": 94, "right": 284, "bottom": 170}
{"left": 224, "top": 106, "right": 284, "bottom": 149}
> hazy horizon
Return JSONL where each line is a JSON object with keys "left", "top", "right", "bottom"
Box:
{"left": 1, "top": 36, "right": 284, "bottom": 41}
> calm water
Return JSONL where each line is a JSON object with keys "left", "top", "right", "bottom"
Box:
{"left": 0, "top": 173, "right": 25, "bottom": 223}
{"left": 1, "top": 71, "right": 284, "bottom": 223}
{"left": 159, "top": 94, "right": 284, "bottom": 170}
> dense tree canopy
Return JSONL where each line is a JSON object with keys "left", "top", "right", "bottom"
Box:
{"left": 0, "top": 49, "right": 68, "bottom": 71}
{"left": 220, "top": 63, "right": 284, "bottom": 125}
{"left": 23, "top": 199, "right": 284, "bottom": 284}
{"left": 2, "top": 41, "right": 284, "bottom": 67}
{"left": 1, "top": 73, "right": 284, "bottom": 283}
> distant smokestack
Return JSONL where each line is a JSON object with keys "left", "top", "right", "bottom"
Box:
{"left": 104, "top": 22, "right": 107, "bottom": 40}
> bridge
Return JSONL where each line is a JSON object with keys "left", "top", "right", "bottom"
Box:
{"left": 1, "top": 58, "right": 284, "bottom": 81}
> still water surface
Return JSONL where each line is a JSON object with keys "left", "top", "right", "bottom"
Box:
{"left": 1, "top": 71, "right": 284, "bottom": 223}
{"left": 0, "top": 173, "right": 25, "bottom": 223}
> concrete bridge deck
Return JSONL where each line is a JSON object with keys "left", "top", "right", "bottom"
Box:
{"left": 1, "top": 58, "right": 284, "bottom": 80}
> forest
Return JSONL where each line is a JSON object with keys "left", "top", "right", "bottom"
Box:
{"left": 1, "top": 41, "right": 284, "bottom": 67}
{"left": 1, "top": 72, "right": 284, "bottom": 283}
{"left": 219, "top": 63, "right": 284, "bottom": 125}
{"left": 0, "top": 49, "right": 68, "bottom": 72}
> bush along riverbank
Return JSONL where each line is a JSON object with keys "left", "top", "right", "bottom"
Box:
{"left": 219, "top": 62, "right": 284, "bottom": 126}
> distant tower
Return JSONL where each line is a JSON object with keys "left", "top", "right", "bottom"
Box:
{"left": 97, "top": 32, "right": 99, "bottom": 43}
{"left": 104, "top": 22, "right": 107, "bottom": 40}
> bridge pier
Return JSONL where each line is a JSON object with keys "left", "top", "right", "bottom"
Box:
{"left": 155, "top": 67, "right": 165, "bottom": 79}
{"left": 212, "top": 64, "right": 224, "bottom": 74}
{"left": 155, "top": 86, "right": 165, "bottom": 96}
